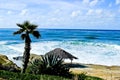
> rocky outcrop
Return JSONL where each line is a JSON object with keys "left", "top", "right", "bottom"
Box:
{"left": 13, "top": 56, "right": 23, "bottom": 60}
{"left": 0, "top": 54, "right": 20, "bottom": 72}
{"left": 29, "top": 54, "right": 42, "bottom": 61}
{"left": 13, "top": 54, "right": 42, "bottom": 61}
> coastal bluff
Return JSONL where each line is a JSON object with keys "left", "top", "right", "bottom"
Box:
{"left": 0, "top": 54, "right": 20, "bottom": 72}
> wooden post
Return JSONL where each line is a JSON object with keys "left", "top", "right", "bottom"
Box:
{"left": 71, "top": 59, "right": 73, "bottom": 64}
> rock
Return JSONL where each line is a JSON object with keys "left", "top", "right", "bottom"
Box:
{"left": 0, "top": 54, "right": 20, "bottom": 72}
{"left": 13, "top": 54, "right": 42, "bottom": 61}
{"left": 13, "top": 56, "right": 23, "bottom": 60}
{"left": 29, "top": 54, "right": 42, "bottom": 61}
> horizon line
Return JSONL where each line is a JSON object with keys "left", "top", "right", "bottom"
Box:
{"left": 0, "top": 27, "right": 120, "bottom": 31}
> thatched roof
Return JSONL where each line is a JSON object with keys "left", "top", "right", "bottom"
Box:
{"left": 45, "top": 48, "right": 78, "bottom": 60}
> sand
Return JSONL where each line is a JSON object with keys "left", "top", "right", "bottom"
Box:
{"left": 70, "top": 63, "right": 120, "bottom": 80}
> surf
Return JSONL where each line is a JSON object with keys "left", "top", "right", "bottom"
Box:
{"left": 4, "top": 40, "right": 120, "bottom": 66}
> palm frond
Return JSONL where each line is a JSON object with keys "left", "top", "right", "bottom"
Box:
{"left": 16, "top": 24, "right": 25, "bottom": 29}
{"left": 29, "top": 24, "right": 38, "bottom": 30}
{"left": 24, "top": 21, "right": 29, "bottom": 28}
{"left": 32, "top": 31, "right": 41, "bottom": 39}
{"left": 21, "top": 34, "right": 26, "bottom": 40}
{"left": 13, "top": 29, "right": 24, "bottom": 35}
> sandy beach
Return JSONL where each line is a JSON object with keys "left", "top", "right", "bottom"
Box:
{"left": 70, "top": 63, "right": 120, "bottom": 80}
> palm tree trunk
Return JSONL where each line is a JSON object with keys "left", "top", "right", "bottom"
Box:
{"left": 21, "top": 32, "right": 31, "bottom": 73}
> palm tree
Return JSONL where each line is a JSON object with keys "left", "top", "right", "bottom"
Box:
{"left": 13, "top": 21, "right": 40, "bottom": 73}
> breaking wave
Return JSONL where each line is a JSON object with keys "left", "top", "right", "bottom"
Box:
{"left": 1, "top": 40, "right": 120, "bottom": 66}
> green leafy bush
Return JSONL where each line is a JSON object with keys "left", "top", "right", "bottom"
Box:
{"left": 0, "top": 70, "right": 70, "bottom": 80}
{"left": 27, "top": 54, "right": 71, "bottom": 78}
{"left": 77, "top": 73, "right": 87, "bottom": 80}
{"left": 0, "top": 70, "right": 103, "bottom": 80}
{"left": 73, "top": 73, "right": 103, "bottom": 80}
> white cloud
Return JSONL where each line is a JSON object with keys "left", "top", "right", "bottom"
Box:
{"left": 54, "top": 9, "right": 61, "bottom": 14}
{"left": 105, "top": 11, "right": 115, "bottom": 18}
{"left": 86, "top": 9, "right": 94, "bottom": 15}
{"left": 7, "top": 11, "right": 13, "bottom": 14}
{"left": 0, "top": 2, "right": 26, "bottom": 10}
{"left": 95, "top": 9, "right": 103, "bottom": 15}
{"left": 82, "top": 0, "right": 104, "bottom": 8}
{"left": 86, "top": 9, "right": 103, "bottom": 16}
{"left": 90, "top": 0, "right": 98, "bottom": 6}
{"left": 82, "top": 0, "right": 90, "bottom": 4}
{"left": 116, "top": 0, "right": 120, "bottom": 5}
{"left": 71, "top": 10, "right": 82, "bottom": 17}
{"left": 20, "top": 9, "right": 28, "bottom": 16}
{"left": 48, "top": 18, "right": 60, "bottom": 22}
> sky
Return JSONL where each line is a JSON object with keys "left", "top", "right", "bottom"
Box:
{"left": 0, "top": 0, "right": 120, "bottom": 29}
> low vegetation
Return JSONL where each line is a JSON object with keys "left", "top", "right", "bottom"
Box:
{"left": 0, "top": 70, "right": 103, "bottom": 80}
{"left": 0, "top": 54, "right": 103, "bottom": 80}
{"left": 0, "top": 70, "right": 69, "bottom": 80}
{"left": 27, "top": 54, "right": 71, "bottom": 78}
{"left": 73, "top": 73, "right": 103, "bottom": 80}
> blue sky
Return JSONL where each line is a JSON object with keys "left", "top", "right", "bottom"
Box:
{"left": 0, "top": 0, "right": 120, "bottom": 29}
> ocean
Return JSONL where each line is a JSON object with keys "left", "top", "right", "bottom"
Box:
{"left": 0, "top": 28, "right": 120, "bottom": 66}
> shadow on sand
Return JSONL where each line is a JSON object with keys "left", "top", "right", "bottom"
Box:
{"left": 66, "top": 63, "right": 88, "bottom": 68}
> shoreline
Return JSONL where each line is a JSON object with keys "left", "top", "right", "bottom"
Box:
{"left": 10, "top": 54, "right": 120, "bottom": 67}
{"left": 13, "top": 59, "right": 120, "bottom": 68}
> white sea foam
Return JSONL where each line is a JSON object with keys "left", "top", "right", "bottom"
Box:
{"left": 0, "top": 41, "right": 8, "bottom": 45}
{"left": 1, "top": 41, "right": 120, "bottom": 66}
{"left": 8, "top": 45, "right": 23, "bottom": 53}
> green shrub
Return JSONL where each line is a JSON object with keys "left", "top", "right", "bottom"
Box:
{"left": 72, "top": 73, "right": 103, "bottom": 80}
{"left": 0, "top": 70, "right": 70, "bottom": 80}
{"left": 77, "top": 73, "right": 87, "bottom": 80}
{"left": 73, "top": 73, "right": 87, "bottom": 80}
{"left": 0, "top": 70, "right": 103, "bottom": 80}
{"left": 27, "top": 54, "right": 71, "bottom": 78}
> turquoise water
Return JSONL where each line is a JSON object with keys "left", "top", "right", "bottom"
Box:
{"left": 0, "top": 28, "right": 120, "bottom": 66}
